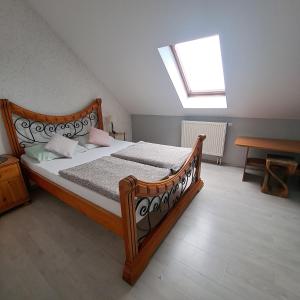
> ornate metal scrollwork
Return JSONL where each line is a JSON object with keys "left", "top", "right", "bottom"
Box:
{"left": 13, "top": 111, "right": 98, "bottom": 148}
{"left": 135, "top": 157, "right": 197, "bottom": 243}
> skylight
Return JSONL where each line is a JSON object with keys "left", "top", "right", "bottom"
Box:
{"left": 172, "top": 35, "right": 225, "bottom": 96}
{"left": 158, "top": 35, "right": 227, "bottom": 109}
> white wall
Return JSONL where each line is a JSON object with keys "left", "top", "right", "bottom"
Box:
{"left": 26, "top": 0, "right": 300, "bottom": 119}
{"left": 0, "top": 0, "right": 132, "bottom": 154}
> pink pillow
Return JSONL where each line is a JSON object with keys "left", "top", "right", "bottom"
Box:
{"left": 88, "top": 127, "right": 112, "bottom": 146}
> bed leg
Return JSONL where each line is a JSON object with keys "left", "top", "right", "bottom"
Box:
{"left": 123, "top": 263, "right": 136, "bottom": 285}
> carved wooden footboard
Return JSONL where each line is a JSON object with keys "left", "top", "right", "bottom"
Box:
{"left": 0, "top": 98, "right": 205, "bottom": 285}
{"left": 120, "top": 135, "right": 205, "bottom": 284}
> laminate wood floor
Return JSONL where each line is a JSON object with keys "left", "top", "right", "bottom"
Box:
{"left": 1, "top": 163, "right": 300, "bottom": 300}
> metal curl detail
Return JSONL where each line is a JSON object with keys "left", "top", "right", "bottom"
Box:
{"left": 135, "top": 157, "right": 197, "bottom": 243}
{"left": 13, "top": 111, "right": 98, "bottom": 148}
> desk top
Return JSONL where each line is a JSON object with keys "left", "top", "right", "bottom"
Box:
{"left": 235, "top": 136, "right": 300, "bottom": 154}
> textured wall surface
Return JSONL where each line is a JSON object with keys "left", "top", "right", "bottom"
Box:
{"left": 0, "top": 0, "right": 131, "bottom": 154}
{"left": 27, "top": 0, "right": 300, "bottom": 119}
{"left": 132, "top": 115, "right": 300, "bottom": 167}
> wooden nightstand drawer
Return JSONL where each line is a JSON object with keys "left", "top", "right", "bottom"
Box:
{"left": 0, "top": 178, "right": 28, "bottom": 211}
{"left": 0, "top": 156, "right": 29, "bottom": 214}
{"left": 0, "top": 164, "right": 19, "bottom": 181}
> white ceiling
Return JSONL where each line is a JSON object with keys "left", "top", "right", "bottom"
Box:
{"left": 27, "top": 0, "right": 300, "bottom": 119}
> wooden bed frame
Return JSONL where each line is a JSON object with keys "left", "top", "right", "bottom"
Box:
{"left": 0, "top": 98, "right": 205, "bottom": 284}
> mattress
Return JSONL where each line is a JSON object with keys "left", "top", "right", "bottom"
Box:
{"left": 59, "top": 156, "right": 170, "bottom": 201}
{"left": 111, "top": 141, "right": 191, "bottom": 171}
{"left": 21, "top": 139, "right": 133, "bottom": 217}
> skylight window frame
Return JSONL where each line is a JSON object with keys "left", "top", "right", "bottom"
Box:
{"left": 170, "top": 44, "right": 226, "bottom": 97}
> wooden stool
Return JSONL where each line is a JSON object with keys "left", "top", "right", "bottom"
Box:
{"left": 261, "top": 157, "right": 298, "bottom": 198}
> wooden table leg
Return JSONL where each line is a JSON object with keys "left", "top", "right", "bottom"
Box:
{"left": 242, "top": 147, "right": 249, "bottom": 181}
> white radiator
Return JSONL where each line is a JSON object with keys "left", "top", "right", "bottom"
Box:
{"left": 181, "top": 121, "right": 227, "bottom": 163}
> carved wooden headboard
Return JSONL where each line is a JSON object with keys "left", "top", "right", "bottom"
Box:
{"left": 0, "top": 98, "right": 103, "bottom": 158}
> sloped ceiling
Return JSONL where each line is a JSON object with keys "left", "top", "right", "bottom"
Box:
{"left": 27, "top": 0, "right": 300, "bottom": 119}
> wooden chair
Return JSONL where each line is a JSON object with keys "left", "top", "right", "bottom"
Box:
{"left": 261, "top": 157, "right": 298, "bottom": 198}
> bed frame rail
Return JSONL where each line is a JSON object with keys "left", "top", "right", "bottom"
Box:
{"left": 120, "top": 135, "right": 205, "bottom": 284}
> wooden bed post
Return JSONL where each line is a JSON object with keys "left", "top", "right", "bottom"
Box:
{"left": 0, "top": 99, "right": 23, "bottom": 157}
{"left": 119, "top": 176, "right": 139, "bottom": 284}
{"left": 95, "top": 98, "right": 104, "bottom": 130}
{"left": 195, "top": 135, "right": 205, "bottom": 182}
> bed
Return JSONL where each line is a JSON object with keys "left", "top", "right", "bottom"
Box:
{"left": 0, "top": 98, "right": 205, "bottom": 284}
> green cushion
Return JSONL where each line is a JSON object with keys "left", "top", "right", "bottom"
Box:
{"left": 25, "top": 144, "right": 62, "bottom": 162}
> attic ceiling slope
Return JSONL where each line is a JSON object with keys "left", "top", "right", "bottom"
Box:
{"left": 27, "top": 0, "right": 300, "bottom": 119}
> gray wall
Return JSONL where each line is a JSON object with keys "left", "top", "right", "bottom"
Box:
{"left": 132, "top": 115, "right": 300, "bottom": 167}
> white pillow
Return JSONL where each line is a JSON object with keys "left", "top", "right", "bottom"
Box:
{"left": 45, "top": 134, "right": 78, "bottom": 158}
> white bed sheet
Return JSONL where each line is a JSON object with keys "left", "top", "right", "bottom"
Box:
{"left": 21, "top": 139, "right": 133, "bottom": 217}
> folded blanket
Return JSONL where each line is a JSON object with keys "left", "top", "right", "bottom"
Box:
{"left": 111, "top": 141, "right": 192, "bottom": 171}
{"left": 59, "top": 156, "right": 170, "bottom": 201}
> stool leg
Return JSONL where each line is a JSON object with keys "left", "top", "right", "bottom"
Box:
{"left": 269, "top": 166, "right": 289, "bottom": 198}
{"left": 261, "top": 168, "right": 270, "bottom": 194}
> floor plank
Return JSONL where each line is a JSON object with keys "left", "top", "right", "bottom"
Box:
{"left": 0, "top": 163, "right": 300, "bottom": 300}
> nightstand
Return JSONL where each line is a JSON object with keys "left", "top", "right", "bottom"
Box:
{"left": 110, "top": 131, "right": 126, "bottom": 141}
{"left": 0, "top": 155, "right": 29, "bottom": 214}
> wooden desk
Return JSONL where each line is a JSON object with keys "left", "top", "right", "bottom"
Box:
{"left": 235, "top": 136, "right": 300, "bottom": 181}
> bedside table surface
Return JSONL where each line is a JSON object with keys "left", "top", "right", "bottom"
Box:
{"left": 0, "top": 155, "right": 19, "bottom": 168}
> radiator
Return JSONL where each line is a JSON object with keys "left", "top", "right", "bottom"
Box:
{"left": 181, "top": 121, "right": 227, "bottom": 163}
